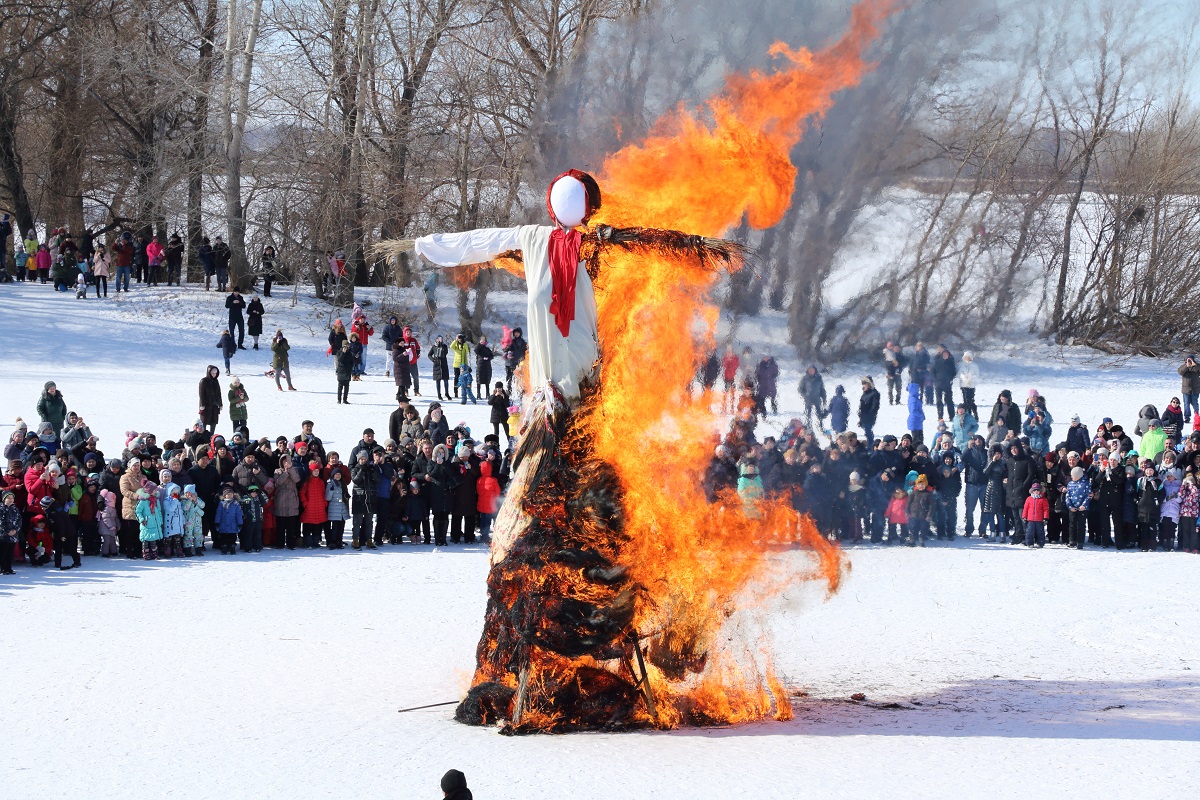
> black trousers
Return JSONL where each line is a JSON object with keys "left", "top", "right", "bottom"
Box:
{"left": 0, "top": 541, "right": 12, "bottom": 572}
{"left": 493, "top": 420, "right": 510, "bottom": 440}
{"left": 1159, "top": 518, "right": 1177, "bottom": 552}
{"left": 451, "top": 512, "right": 477, "bottom": 543}
{"left": 373, "top": 496, "right": 390, "bottom": 544}
{"left": 325, "top": 519, "right": 346, "bottom": 548}
{"left": 452, "top": 367, "right": 462, "bottom": 396}
{"left": 54, "top": 533, "right": 80, "bottom": 568}
{"left": 337, "top": 380, "right": 350, "bottom": 402}
{"left": 432, "top": 513, "right": 449, "bottom": 545}
{"left": 960, "top": 387, "right": 977, "bottom": 418}
{"left": 1069, "top": 509, "right": 1087, "bottom": 547}
{"left": 1179, "top": 516, "right": 1198, "bottom": 551}
{"left": 119, "top": 518, "right": 140, "bottom": 557}
{"left": 277, "top": 516, "right": 300, "bottom": 548}
{"left": 411, "top": 516, "right": 430, "bottom": 543}
{"left": 230, "top": 316, "right": 245, "bottom": 346}
{"left": 202, "top": 505, "right": 216, "bottom": 545}
{"left": 1113, "top": 509, "right": 1130, "bottom": 549}
{"left": 302, "top": 522, "right": 323, "bottom": 548}
{"left": 886, "top": 374, "right": 902, "bottom": 404}
{"left": 935, "top": 386, "right": 954, "bottom": 420}
{"left": 352, "top": 504, "right": 373, "bottom": 546}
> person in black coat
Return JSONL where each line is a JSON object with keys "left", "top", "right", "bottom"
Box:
{"left": 703, "top": 446, "right": 739, "bottom": 504}
{"left": 350, "top": 451, "right": 380, "bottom": 549}
{"left": 246, "top": 295, "right": 265, "bottom": 349}
{"left": 451, "top": 447, "right": 480, "bottom": 543}
{"left": 1003, "top": 441, "right": 1035, "bottom": 540}
{"left": 474, "top": 338, "right": 495, "bottom": 398}
{"left": 198, "top": 365, "right": 223, "bottom": 433}
{"left": 754, "top": 355, "right": 780, "bottom": 417}
{"left": 981, "top": 446, "right": 1008, "bottom": 539}
{"left": 961, "top": 436, "right": 988, "bottom": 536}
{"left": 909, "top": 342, "right": 932, "bottom": 405}
{"left": 488, "top": 383, "right": 511, "bottom": 440}
{"left": 858, "top": 376, "right": 881, "bottom": 446}
{"left": 335, "top": 341, "right": 355, "bottom": 404}
{"left": 930, "top": 347, "right": 958, "bottom": 421}
{"left": 225, "top": 289, "right": 247, "bottom": 348}
{"left": 802, "top": 462, "right": 833, "bottom": 534}
{"left": 1135, "top": 465, "right": 1163, "bottom": 551}
{"left": 429, "top": 336, "right": 450, "bottom": 400}
{"left": 418, "top": 445, "right": 457, "bottom": 546}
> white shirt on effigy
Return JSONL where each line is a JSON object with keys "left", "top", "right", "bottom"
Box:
{"left": 414, "top": 225, "right": 599, "bottom": 401}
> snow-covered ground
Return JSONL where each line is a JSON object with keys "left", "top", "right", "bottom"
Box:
{"left": 2, "top": 281, "right": 1198, "bottom": 799}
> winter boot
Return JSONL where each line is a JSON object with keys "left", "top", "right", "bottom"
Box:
{"left": 183, "top": 547, "right": 194, "bottom": 557}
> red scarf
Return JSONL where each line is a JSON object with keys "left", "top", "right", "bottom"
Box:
{"left": 547, "top": 227, "right": 581, "bottom": 338}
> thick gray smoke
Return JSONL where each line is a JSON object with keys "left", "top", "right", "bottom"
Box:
{"left": 533, "top": 0, "right": 1003, "bottom": 355}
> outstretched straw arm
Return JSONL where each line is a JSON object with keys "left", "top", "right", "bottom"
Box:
{"left": 373, "top": 238, "right": 416, "bottom": 263}
{"left": 593, "top": 225, "right": 748, "bottom": 271}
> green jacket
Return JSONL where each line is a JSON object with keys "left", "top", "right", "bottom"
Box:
{"left": 228, "top": 385, "right": 249, "bottom": 422}
{"left": 450, "top": 339, "right": 471, "bottom": 369}
{"left": 271, "top": 339, "right": 290, "bottom": 370}
{"left": 1140, "top": 427, "right": 1167, "bottom": 462}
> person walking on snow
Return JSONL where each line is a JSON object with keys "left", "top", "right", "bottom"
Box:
{"left": 271, "top": 329, "right": 296, "bottom": 391}
{"left": 226, "top": 288, "right": 247, "bottom": 349}
{"left": 247, "top": 294, "right": 265, "bottom": 349}
{"left": 798, "top": 365, "right": 827, "bottom": 427}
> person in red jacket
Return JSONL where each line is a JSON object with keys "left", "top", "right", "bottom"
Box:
{"left": 400, "top": 326, "right": 422, "bottom": 395}
{"left": 298, "top": 460, "right": 328, "bottom": 548}
{"left": 476, "top": 460, "right": 501, "bottom": 543}
{"left": 351, "top": 316, "right": 375, "bottom": 375}
{"left": 27, "top": 514, "right": 53, "bottom": 565}
{"left": 1022, "top": 482, "right": 1050, "bottom": 548}
{"left": 23, "top": 462, "right": 54, "bottom": 512}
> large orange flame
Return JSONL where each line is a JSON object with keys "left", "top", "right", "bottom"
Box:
{"left": 580, "top": 0, "right": 899, "bottom": 724}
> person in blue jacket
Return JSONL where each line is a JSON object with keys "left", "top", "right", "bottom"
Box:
{"left": 1023, "top": 407, "right": 1053, "bottom": 456}
{"left": 213, "top": 486, "right": 244, "bottom": 555}
{"left": 907, "top": 382, "right": 926, "bottom": 447}
{"left": 951, "top": 404, "right": 979, "bottom": 451}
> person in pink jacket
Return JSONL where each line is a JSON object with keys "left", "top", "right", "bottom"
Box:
{"left": 145, "top": 236, "right": 165, "bottom": 286}
{"left": 34, "top": 244, "right": 51, "bottom": 284}
{"left": 91, "top": 244, "right": 111, "bottom": 298}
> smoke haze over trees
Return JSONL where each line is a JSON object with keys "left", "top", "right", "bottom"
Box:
{"left": 1, "top": 0, "right": 1198, "bottom": 352}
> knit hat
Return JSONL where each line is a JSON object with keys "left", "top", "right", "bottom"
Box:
{"left": 963, "top": 351, "right": 973, "bottom": 359}
{"left": 183, "top": 484, "right": 196, "bottom": 496}
{"left": 127, "top": 457, "right": 140, "bottom": 469}
{"left": 1, "top": 490, "right": 13, "bottom": 502}
{"left": 1030, "top": 482, "right": 1042, "bottom": 492}
{"left": 914, "top": 475, "right": 928, "bottom": 489}
{"left": 40, "top": 495, "right": 54, "bottom": 508}
{"left": 1071, "top": 466, "right": 1085, "bottom": 480}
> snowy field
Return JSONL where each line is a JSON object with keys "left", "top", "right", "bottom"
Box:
{"left": 2, "top": 281, "right": 1198, "bottom": 799}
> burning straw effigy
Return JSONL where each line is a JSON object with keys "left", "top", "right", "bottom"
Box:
{"left": 381, "top": 0, "right": 897, "bottom": 733}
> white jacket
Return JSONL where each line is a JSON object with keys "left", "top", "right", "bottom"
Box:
{"left": 958, "top": 359, "right": 979, "bottom": 389}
